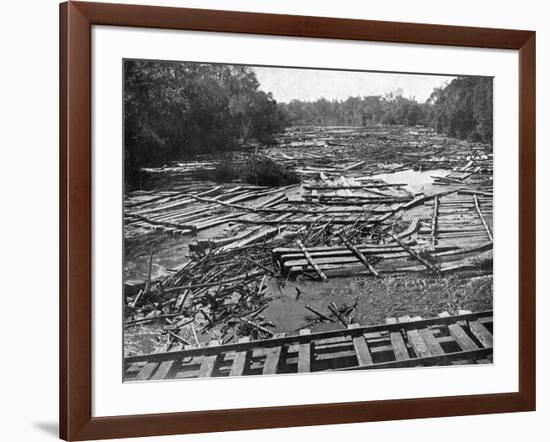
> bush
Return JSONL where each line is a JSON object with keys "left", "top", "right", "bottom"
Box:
{"left": 190, "top": 155, "right": 300, "bottom": 187}
{"left": 243, "top": 156, "right": 300, "bottom": 187}
{"left": 212, "top": 162, "right": 241, "bottom": 182}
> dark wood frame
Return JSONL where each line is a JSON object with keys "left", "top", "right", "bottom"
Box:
{"left": 60, "top": 1, "right": 536, "bottom": 440}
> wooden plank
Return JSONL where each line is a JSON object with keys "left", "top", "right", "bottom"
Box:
{"left": 263, "top": 347, "right": 282, "bottom": 375}
{"left": 304, "top": 183, "right": 406, "bottom": 190}
{"left": 125, "top": 311, "right": 494, "bottom": 365}
{"left": 343, "top": 348, "right": 493, "bottom": 371}
{"left": 469, "top": 321, "right": 493, "bottom": 348}
{"left": 473, "top": 195, "right": 493, "bottom": 241}
{"left": 229, "top": 337, "right": 250, "bottom": 377}
{"left": 224, "top": 227, "right": 278, "bottom": 251}
{"left": 448, "top": 324, "right": 478, "bottom": 351}
{"left": 296, "top": 239, "right": 328, "bottom": 282}
{"left": 262, "top": 333, "right": 285, "bottom": 375}
{"left": 272, "top": 234, "right": 421, "bottom": 256}
{"left": 431, "top": 195, "right": 439, "bottom": 246}
{"left": 149, "top": 361, "right": 175, "bottom": 381}
{"left": 150, "top": 343, "right": 184, "bottom": 380}
{"left": 418, "top": 328, "right": 445, "bottom": 356}
{"left": 298, "top": 329, "right": 312, "bottom": 372}
{"left": 390, "top": 331, "right": 410, "bottom": 361}
{"left": 338, "top": 233, "right": 379, "bottom": 277}
{"left": 349, "top": 323, "right": 374, "bottom": 366}
{"left": 134, "top": 362, "right": 159, "bottom": 381}
{"left": 390, "top": 233, "right": 440, "bottom": 273}
{"left": 406, "top": 329, "right": 433, "bottom": 358}
{"left": 198, "top": 340, "right": 220, "bottom": 378}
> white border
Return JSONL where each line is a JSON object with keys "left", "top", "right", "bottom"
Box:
{"left": 92, "top": 25, "right": 519, "bottom": 418}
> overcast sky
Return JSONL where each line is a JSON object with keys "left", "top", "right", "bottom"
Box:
{"left": 252, "top": 66, "right": 457, "bottom": 103}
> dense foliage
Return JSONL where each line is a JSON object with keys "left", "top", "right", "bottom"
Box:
{"left": 426, "top": 77, "right": 493, "bottom": 144}
{"left": 125, "top": 63, "right": 493, "bottom": 187}
{"left": 242, "top": 156, "right": 300, "bottom": 187}
{"left": 280, "top": 76, "right": 493, "bottom": 144}
{"left": 280, "top": 94, "right": 429, "bottom": 127}
{"left": 124, "top": 61, "right": 287, "bottom": 183}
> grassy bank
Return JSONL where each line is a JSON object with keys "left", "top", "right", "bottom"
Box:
{"left": 328, "top": 273, "right": 493, "bottom": 326}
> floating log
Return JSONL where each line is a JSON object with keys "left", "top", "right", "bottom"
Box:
{"left": 473, "top": 195, "right": 493, "bottom": 242}
{"left": 303, "top": 183, "right": 407, "bottom": 190}
{"left": 458, "top": 190, "right": 493, "bottom": 197}
{"left": 305, "top": 305, "right": 334, "bottom": 322}
{"left": 337, "top": 233, "right": 379, "bottom": 277}
{"left": 296, "top": 239, "right": 328, "bottom": 282}
{"left": 390, "top": 233, "right": 440, "bottom": 273}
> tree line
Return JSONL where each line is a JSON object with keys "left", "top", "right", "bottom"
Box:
{"left": 124, "top": 60, "right": 287, "bottom": 184}
{"left": 280, "top": 76, "right": 493, "bottom": 144}
{"left": 125, "top": 63, "right": 492, "bottom": 185}
{"left": 425, "top": 76, "right": 493, "bottom": 144}
{"left": 280, "top": 93, "right": 428, "bottom": 128}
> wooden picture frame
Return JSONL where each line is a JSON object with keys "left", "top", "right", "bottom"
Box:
{"left": 59, "top": 1, "right": 536, "bottom": 440}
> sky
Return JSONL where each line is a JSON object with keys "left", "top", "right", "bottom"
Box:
{"left": 252, "top": 66, "right": 457, "bottom": 104}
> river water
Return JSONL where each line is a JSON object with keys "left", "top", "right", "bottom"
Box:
{"left": 371, "top": 168, "right": 449, "bottom": 194}
{"left": 124, "top": 167, "right": 472, "bottom": 353}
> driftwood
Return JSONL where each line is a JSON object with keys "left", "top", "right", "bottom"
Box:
{"left": 244, "top": 256, "right": 276, "bottom": 275}
{"left": 328, "top": 303, "right": 348, "bottom": 327}
{"left": 305, "top": 304, "right": 334, "bottom": 322}
{"left": 239, "top": 318, "right": 274, "bottom": 337}
{"left": 166, "top": 331, "right": 191, "bottom": 346}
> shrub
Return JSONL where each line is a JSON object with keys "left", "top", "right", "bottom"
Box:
{"left": 211, "top": 162, "right": 240, "bottom": 182}
{"left": 189, "top": 155, "right": 299, "bottom": 187}
{"left": 243, "top": 156, "right": 300, "bottom": 187}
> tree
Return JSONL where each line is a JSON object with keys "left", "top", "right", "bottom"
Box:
{"left": 279, "top": 93, "right": 428, "bottom": 127}
{"left": 124, "top": 61, "right": 287, "bottom": 185}
{"left": 426, "top": 76, "right": 493, "bottom": 144}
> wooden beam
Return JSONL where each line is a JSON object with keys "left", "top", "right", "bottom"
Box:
{"left": 349, "top": 323, "right": 374, "bottom": 366}
{"left": 473, "top": 195, "right": 493, "bottom": 241}
{"left": 198, "top": 340, "right": 220, "bottom": 377}
{"left": 337, "top": 233, "right": 379, "bottom": 277}
{"left": 125, "top": 311, "right": 493, "bottom": 364}
{"left": 298, "top": 329, "right": 312, "bottom": 372}
{"left": 229, "top": 337, "right": 250, "bottom": 376}
{"left": 296, "top": 239, "right": 328, "bottom": 282}
{"left": 390, "top": 233, "right": 440, "bottom": 273}
{"left": 469, "top": 321, "right": 493, "bottom": 348}
{"left": 431, "top": 196, "right": 439, "bottom": 246}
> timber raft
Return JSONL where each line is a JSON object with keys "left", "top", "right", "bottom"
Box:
{"left": 125, "top": 310, "right": 493, "bottom": 381}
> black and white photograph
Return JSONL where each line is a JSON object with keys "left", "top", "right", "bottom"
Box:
{"left": 123, "top": 59, "right": 494, "bottom": 382}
